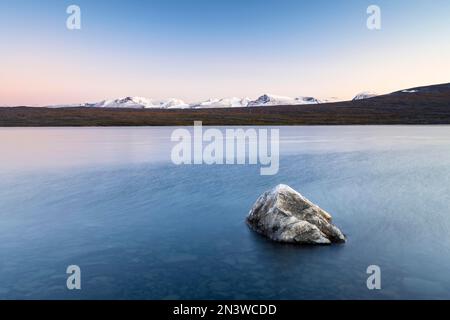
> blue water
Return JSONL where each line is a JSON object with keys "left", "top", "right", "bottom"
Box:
{"left": 1, "top": 126, "right": 450, "bottom": 299}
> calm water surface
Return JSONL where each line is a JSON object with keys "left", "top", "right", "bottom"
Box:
{"left": 1, "top": 126, "right": 450, "bottom": 299}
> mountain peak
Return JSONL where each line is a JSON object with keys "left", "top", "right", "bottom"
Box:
{"left": 85, "top": 97, "right": 189, "bottom": 109}
{"left": 248, "top": 94, "right": 321, "bottom": 107}
{"left": 352, "top": 91, "right": 378, "bottom": 101}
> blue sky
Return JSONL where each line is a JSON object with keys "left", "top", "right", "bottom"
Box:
{"left": 1, "top": 0, "right": 449, "bottom": 105}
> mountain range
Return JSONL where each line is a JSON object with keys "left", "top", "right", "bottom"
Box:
{"left": 46, "top": 92, "right": 373, "bottom": 109}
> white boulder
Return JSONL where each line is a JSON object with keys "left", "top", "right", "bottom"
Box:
{"left": 246, "top": 184, "right": 346, "bottom": 245}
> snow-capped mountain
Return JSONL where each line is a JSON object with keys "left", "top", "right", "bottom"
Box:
{"left": 85, "top": 97, "right": 150, "bottom": 108}
{"left": 294, "top": 96, "right": 322, "bottom": 104}
{"left": 160, "top": 98, "right": 190, "bottom": 109}
{"left": 84, "top": 97, "right": 190, "bottom": 109}
{"left": 352, "top": 91, "right": 378, "bottom": 101}
{"left": 47, "top": 94, "right": 326, "bottom": 109}
{"left": 248, "top": 94, "right": 294, "bottom": 107}
{"left": 247, "top": 94, "right": 321, "bottom": 107}
{"left": 190, "top": 97, "right": 251, "bottom": 109}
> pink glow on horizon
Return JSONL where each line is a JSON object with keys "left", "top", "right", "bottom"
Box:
{"left": 1, "top": 34, "right": 449, "bottom": 106}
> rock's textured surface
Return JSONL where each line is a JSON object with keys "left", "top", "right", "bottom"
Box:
{"left": 246, "top": 184, "right": 346, "bottom": 245}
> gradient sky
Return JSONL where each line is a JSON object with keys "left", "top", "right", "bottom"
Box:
{"left": 1, "top": 0, "right": 449, "bottom": 106}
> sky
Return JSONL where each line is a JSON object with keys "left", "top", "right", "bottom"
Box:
{"left": 0, "top": 0, "right": 449, "bottom": 106}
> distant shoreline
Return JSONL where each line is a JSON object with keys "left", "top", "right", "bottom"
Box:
{"left": 1, "top": 84, "right": 449, "bottom": 127}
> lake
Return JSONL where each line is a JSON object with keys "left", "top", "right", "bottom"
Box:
{"left": 1, "top": 126, "right": 450, "bottom": 299}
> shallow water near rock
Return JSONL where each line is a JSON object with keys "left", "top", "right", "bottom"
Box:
{"left": 1, "top": 126, "right": 450, "bottom": 299}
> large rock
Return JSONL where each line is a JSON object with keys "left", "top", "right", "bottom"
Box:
{"left": 246, "top": 184, "right": 346, "bottom": 245}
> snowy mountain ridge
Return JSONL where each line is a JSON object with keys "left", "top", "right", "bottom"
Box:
{"left": 47, "top": 94, "right": 333, "bottom": 109}
{"left": 45, "top": 89, "right": 391, "bottom": 109}
{"left": 352, "top": 91, "right": 379, "bottom": 101}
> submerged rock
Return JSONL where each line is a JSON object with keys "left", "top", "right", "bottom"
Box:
{"left": 246, "top": 184, "right": 346, "bottom": 245}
